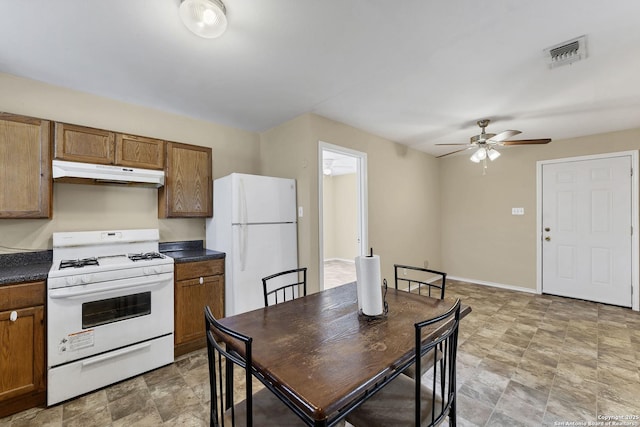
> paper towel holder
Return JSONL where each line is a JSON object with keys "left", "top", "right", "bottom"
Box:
{"left": 358, "top": 278, "right": 389, "bottom": 322}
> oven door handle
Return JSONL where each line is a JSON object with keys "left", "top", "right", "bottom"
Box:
{"left": 48, "top": 275, "right": 170, "bottom": 299}
{"left": 81, "top": 341, "right": 151, "bottom": 367}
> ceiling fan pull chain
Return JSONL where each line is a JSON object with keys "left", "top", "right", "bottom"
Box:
{"left": 483, "top": 158, "right": 487, "bottom": 175}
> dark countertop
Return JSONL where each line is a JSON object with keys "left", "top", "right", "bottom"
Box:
{"left": 160, "top": 240, "right": 225, "bottom": 263}
{"left": 0, "top": 250, "right": 52, "bottom": 286}
{"left": 0, "top": 241, "right": 225, "bottom": 286}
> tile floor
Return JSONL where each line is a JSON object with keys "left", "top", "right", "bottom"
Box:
{"left": 2, "top": 276, "right": 640, "bottom": 426}
{"left": 323, "top": 259, "right": 356, "bottom": 289}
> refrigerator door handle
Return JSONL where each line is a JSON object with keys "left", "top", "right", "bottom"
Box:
{"left": 239, "top": 223, "right": 248, "bottom": 271}
{"left": 239, "top": 178, "right": 248, "bottom": 271}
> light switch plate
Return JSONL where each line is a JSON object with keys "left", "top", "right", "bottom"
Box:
{"left": 298, "top": 206, "right": 303, "bottom": 217}
{"left": 512, "top": 207, "right": 525, "bottom": 215}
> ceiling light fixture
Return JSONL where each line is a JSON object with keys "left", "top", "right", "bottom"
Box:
{"left": 470, "top": 147, "right": 501, "bottom": 174}
{"left": 179, "top": 0, "right": 227, "bottom": 39}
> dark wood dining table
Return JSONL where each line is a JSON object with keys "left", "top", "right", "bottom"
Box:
{"left": 218, "top": 281, "right": 472, "bottom": 427}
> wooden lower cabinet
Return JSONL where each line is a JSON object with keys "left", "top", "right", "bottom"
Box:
{"left": 0, "top": 281, "right": 46, "bottom": 419}
{"left": 174, "top": 259, "right": 224, "bottom": 357}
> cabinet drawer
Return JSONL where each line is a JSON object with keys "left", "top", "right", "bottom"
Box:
{"left": 0, "top": 281, "right": 45, "bottom": 311}
{"left": 175, "top": 259, "right": 224, "bottom": 281}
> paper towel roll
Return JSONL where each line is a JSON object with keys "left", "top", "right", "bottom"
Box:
{"left": 355, "top": 254, "right": 383, "bottom": 316}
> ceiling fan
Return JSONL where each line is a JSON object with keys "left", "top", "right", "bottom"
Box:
{"left": 436, "top": 119, "right": 551, "bottom": 161}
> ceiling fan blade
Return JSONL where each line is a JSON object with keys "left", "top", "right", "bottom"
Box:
{"left": 502, "top": 138, "right": 551, "bottom": 145}
{"left": 435, "top": 143, "right": 472, "bottom": 146}
{"left": 488, "top": 130, "right": 521, "bottom": 142}
{"left": 436, "top": 147, "right": 472, "bottom": 158}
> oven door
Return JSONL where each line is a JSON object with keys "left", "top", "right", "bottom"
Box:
{"left": 47, "top": 272, "right": 173, "bottom": 367}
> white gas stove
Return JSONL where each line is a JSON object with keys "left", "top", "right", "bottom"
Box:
{"left": 47, "top": 229, "right": 175, "bottom": 405}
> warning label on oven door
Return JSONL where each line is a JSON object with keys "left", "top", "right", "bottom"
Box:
{"left": 61, "top": 330, "right": 95, "bottom": 352}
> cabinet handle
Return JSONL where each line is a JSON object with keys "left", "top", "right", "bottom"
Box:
{"left": 199, "top": 277, "right": 204, "bottom": 285}
{"left": 9, "top": 311, "right": 18, "bottom": 322}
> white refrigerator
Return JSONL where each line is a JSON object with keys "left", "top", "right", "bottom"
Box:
{"left": 206, "top": 173, "right": 298, "bottom": 316}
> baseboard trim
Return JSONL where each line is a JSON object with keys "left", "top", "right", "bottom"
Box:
{"left": 447, "top": 276, "right": 539, "bottom": 294}
{"left": 324, "top": 258, "right": 355, "bottom": 264}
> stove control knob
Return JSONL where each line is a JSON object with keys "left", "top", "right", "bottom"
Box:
{"left": 66, "top": 276, "right": 79, "bottom": 286}
{"left": 81, "top": 275, "right": 91, "bottom": 284}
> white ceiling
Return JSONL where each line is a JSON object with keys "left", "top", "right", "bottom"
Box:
{"left": 1, "top": 1, "right": 640, "bottom": 157}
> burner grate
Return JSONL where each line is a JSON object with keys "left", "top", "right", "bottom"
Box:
{"left": 59, "top": 258, "right": 100, "bottom": 269}
{"left": 128, "top": 252, "right": 164, "bottom": 262}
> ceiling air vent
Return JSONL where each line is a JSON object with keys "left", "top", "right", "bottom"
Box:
{"left": 544, "top": 35, "right": 587, "bottom": 69}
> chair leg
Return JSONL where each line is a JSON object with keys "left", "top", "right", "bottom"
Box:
{"left": 450, "top": 395, "right": 457, "bottom": 427}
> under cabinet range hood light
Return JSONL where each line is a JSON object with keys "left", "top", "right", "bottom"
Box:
{"left": 52, "top": 160, "right": 165, "bottom": 187}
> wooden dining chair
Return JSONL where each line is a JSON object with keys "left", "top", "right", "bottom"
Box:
{"left": 345, "top": 299, "right": 461, "bottom": 427}
{"left": 262, "top": 267, "right": 307, "bottom": 307}
{"left": 204, "top": 306, "right": 308, "bottom": 427}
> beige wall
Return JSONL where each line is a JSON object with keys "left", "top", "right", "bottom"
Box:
{"left": 440, "top": 128, "right": 640, "bottom": 291}
{"left": 322, "top": 176, "right": 335, "bottom": 258}
{"left": 0, "top": 73, "right": 260, "bottom": 252}
{"left": 261, "top": 113, "right": 441, "bottom": 293}
{"left": 11, "top": 72, "right": 636, "bottom": 298}
{"left": 323, "top": 173, "right": 358, "bottom": 261}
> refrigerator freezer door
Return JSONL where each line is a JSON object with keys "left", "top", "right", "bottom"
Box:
{"left": 227, "top": 222, "right": 298, "bottom": 315}
{"left": 231, "top": 174, "right": 297, "bottom": 224}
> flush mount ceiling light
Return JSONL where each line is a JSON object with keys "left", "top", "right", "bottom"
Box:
{"left": 179, "top": 0, "right": 227, "bottom": 39}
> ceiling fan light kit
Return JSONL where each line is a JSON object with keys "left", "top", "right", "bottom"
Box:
{"left": 435, "top": 119, "right": 551, "bottom": 173}
{"left": 179, "top": 0, "right": 227, "bottom": 39}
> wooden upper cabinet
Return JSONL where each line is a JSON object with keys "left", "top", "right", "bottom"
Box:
{"left": 159, "top": 142, "right": 212, "bottom": 218}
{"left": 55, "top": 123, "right": 165, "bottom": 170}
{"left": 115, "top": 134, "right": 164, "bottom": 170}
{"left": 0, "top": 113, "right": 52, "bottom": 219}
{"left": 54, "top": 122, "right": 115, "bottom": 165}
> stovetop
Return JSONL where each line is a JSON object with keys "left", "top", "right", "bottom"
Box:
{"left": 48, "top": 229, "right": 174, "bottom": 286}
{"left": 57, "top": 252, "right": 166, "bottom": 270}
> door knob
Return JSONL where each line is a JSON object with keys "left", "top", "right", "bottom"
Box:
{"left": 545, "top": 236, "right": 551, "bottom": 241}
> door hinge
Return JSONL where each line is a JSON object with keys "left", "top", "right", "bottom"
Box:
{"left": 631, "top": 168, "right": 634, "bottom": 177}
{"left": 632, "top": 226, "right": 634, "bottom": 236}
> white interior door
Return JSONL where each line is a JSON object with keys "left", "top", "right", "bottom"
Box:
{"left": 541, "top": 155, "right": 632, "bottom": 307}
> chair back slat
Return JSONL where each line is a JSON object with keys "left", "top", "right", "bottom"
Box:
{"left": 394, "top": 264, "right": 447, "bottom": 299}
{"left": 414, "top": 298, "right": 461, "bottom": 426}
{"left": 262, "top": 268, "right": 307, "bottom": 307}
{"left": 205, "top": 306, "right": 254, "bottom": 427}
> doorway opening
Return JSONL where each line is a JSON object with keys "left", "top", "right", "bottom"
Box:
{"left": 318, "top": 142, "right": 368, "bottom": 290}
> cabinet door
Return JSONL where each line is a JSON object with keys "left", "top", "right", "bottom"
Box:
{"left": 0, "top": 113, "right": 52, "bottom": 218}
{"left": 54, "top": 122, "right": 115, "bottom": 164}
{"left": 115, "top": 134, "right": 165, "bottom": 170}
{"left": 159, "top": 142, "right": 212, "bottom": 218}
{"left": 0, "top": 306, "right": 45, "bottom": 403}
{"left": 175, "top": 275, "right": 224, "bottom": 346}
